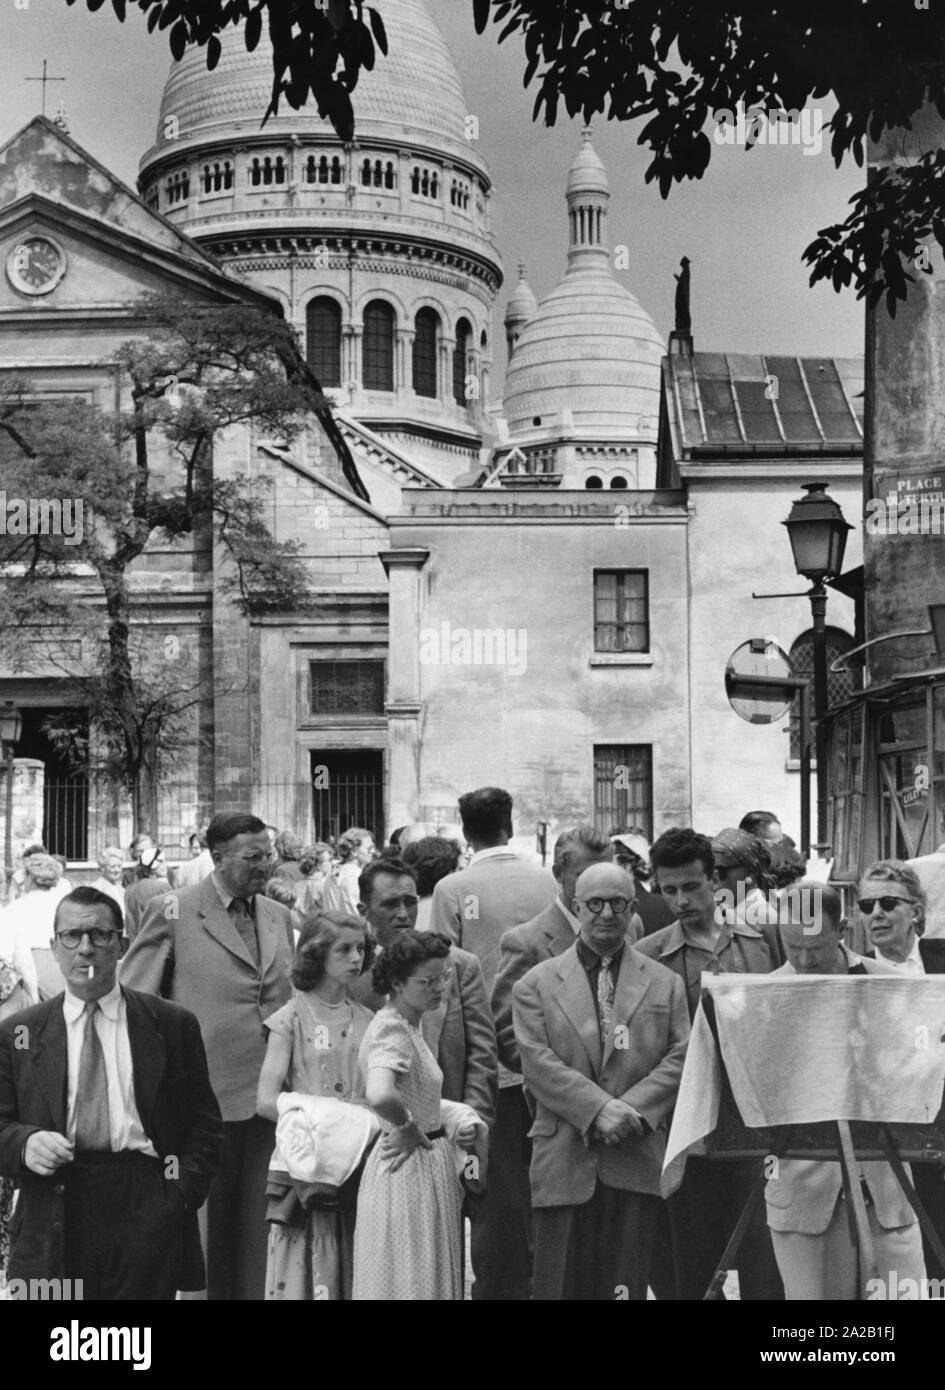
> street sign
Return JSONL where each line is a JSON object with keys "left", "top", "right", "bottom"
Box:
{"left": 725, "top": 638, "right": 795, "bottom": 724}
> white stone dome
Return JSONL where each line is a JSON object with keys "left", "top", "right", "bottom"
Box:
{"left": 144, "top": 0, "right": 481, "bottom": 169}
{"left": 565, "top": 131, "right": 608, "bottom": 196}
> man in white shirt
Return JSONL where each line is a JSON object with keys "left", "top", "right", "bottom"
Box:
{"left": 431, "top": 786, "right": 556, "bottom": 1300}
{"left": 0, "top": 886, "right": 222, "bottom": 1299}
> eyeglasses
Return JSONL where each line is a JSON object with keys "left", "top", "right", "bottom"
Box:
{"left": 56, "top": 928, "right": 122, "bottom": 949}
{"left": 858, "top": 896, "right": 914, "bottom": 915}
{"left": 580, "top": 897, "right": 631, "bottom": 915}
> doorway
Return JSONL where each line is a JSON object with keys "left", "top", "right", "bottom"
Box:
{"left": 310, "top": 749, "right": 384, "bottom": 845}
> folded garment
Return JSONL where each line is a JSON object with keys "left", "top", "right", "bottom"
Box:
{"left": 440, "top": 1098, "right": 490, "bottom": 1193}
{"left": 662, "top": 975, "right": 945, "bottom": 1197}
{"left": 271, "top": 1091, "right": 380, "bottom": 1188}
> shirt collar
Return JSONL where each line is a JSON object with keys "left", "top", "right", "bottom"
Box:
{"left": 875, "top": 936, "right": 924, "bottom": 971}
{"left": 467, "top": 845, "right": 514, "bottom": 866}
{"left": 63, "top": 981, "right": 122, "bottom": 1022}
{"left": 575, "top": 936, "right": 625, "bottom": 971}
{"left": 212, "top": 870, "right": 254, "bottom": 913}
{"left": 557, "top": 896, "right": 582, "bottom": 935}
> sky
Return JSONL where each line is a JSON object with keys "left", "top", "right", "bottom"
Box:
{"left": 0, "top": 0, "right": 865, "bottom": 378}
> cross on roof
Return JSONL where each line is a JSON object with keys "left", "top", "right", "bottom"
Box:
{"left": 25, "top": 59, "right": 66, "bottom": 117}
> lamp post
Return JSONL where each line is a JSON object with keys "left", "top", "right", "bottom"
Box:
{"left": 782, "top": 483, "right": 853, "bottom": 855}
{"left": 0, "top": 701, "right": 23, "bottom": 896}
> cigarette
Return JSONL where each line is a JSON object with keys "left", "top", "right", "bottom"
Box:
{"left": 88, "top": 964, "right": 94, "bottom": 980}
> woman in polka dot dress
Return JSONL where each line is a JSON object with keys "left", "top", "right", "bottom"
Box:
{"left": 352, "top": 930, "right": 477, "bottom": 1301}
{"left": 257, "top": 911, "right": 375, "bottom": 1300}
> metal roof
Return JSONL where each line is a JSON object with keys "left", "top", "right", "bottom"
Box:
{"left": 664, "top": 353, "right": 864, "bottom": 459}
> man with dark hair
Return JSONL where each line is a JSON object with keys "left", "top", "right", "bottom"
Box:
{"left": 121, "top": 811, "right": 293, "bottom": 1300}
{"left": 637, "top": 826, "right": 783, "bottom": 1300}
{"left": 738, "top": 811, "right": 783, "bottom": 844}
{"left": 352, "top": 858, "right": 496, "bottom": 1126}
{"left": 430, "top": 785, "right": 555, "bottom": 1300}
{"left": 0, "top": 887, "right": 222, "bottom": 1298}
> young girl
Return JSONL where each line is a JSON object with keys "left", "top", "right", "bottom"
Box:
{"left": 256, "top": 911, "right": 375, "bottom": 1300}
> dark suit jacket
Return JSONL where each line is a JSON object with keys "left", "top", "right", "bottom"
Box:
{"left": 351, "top": 945, "right": 497, "bottom": 1127}
{"left": 120, "top": 875, "right": 293, "bottom": 1122}
{"left": 491, "top": 899, "right": 577, "bottom": 1073}
{"left": 0, "top": 987, "right": 223, "bottom": 1286}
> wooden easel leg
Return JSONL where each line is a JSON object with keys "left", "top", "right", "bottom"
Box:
{"left": 877, "top": 1126, "right": 945, "bottom": 1274}
{"left": 701, "top": 1160, "right": 775, "bottom": 1301}
{"left": 837, "top": 1119, "right": 878, "bottom": 1298}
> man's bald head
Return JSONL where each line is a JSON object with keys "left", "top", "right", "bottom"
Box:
{"left": 778, "top": 879, "right": 846, "bottom": 974}
{"left": 573, "top": 863, "right": 638, "bottom": 956}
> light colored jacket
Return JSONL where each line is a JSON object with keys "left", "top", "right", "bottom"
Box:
{"left": 120, "top": 874, "right": 293, "bottom": 1122}
{"left": 491, "top": 898, "right": 576, "bottom": 1073}
{"left": 513, "top": 942, "right": 690, "bottom": 1206}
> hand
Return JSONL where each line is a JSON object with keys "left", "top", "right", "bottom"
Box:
{"left": 455, "top": 1121, "right": 477, "bottom": 1152}
{"left": 379, "top": 1121, "right": 433, "bottom": 1172}
{"left": 24, "top": 1131, "right": 74, "bottom": 1176}
{"left": 592, "top": 1100, "right": 643, "bottom": 1146}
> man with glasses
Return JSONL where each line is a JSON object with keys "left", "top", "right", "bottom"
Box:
{"left": 121, "top": 812, "right": 293, "bottom": 1300}
{"left": 512, "top": 862, "right": 689, "bottom": 1299}
{"left": 352, "top": 858, "right": 496, "bottom": 1127}
{"left": 0, "top": 887, "right": 221, "bottom": 1299}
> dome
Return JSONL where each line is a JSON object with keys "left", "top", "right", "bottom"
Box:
{"left": 566, "top": 127, "right": 608, "bottom": 196}
{"left": 142, "top": 0, "right": 483, "bottom": 172}
{"left": 503, "top": 274, "right": 664, "bottom": 437}
{"left": 504, "top": 133, "right": 663, "bottom": 440}
{"left": 505, "top": 263, "right": 538, "bottom": 326}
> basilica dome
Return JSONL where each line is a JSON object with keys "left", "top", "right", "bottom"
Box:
{"left": 503, "top": 132, "right": 663, "bottom": 447}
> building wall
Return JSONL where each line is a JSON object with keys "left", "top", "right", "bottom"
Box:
{"left": 686, "top": 468, "right": 862, "bottom": 839}
{"left": 386, "top": 490, "right": 691, "bottom": 849}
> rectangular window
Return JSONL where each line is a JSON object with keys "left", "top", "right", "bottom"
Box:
{"left": 593, "top": 570, "right": 649, "bottom": 653}
{"left": 308, "top": 660, "right": 385, "bottom": 716}
{"left": 593, "top": 744, "right": 653, "bottom": 841}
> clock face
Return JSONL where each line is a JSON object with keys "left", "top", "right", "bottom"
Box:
{"left": 6, "top": 236, "right": 67, "bottom": 296}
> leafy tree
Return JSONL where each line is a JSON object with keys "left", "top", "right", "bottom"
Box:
{"left": 0, "top": 297, "right": 323, "bottom": 831}
{"left": 70, "top": 0, "right": 945, "bottom": 311}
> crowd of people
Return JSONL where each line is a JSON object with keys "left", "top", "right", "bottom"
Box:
{"left": 0, "top": 790, "right": 943, "bottom": 1301}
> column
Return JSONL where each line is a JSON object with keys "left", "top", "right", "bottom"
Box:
{"left": 380, "top": 547, "right": 429, "bottom": 827}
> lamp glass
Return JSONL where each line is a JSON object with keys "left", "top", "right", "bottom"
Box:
{"left": 0, "top": 704, "right": 22, "bottom": 746}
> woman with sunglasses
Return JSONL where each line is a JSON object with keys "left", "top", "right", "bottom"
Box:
{"left": 859, "top": 859, "right": 945, "bottom": 1280}
{"left": 858, "top": 860, "right": 945, "bottom": 975}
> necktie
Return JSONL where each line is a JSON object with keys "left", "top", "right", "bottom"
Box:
{"left": 597, "top": 954, "right": 616, "bottom": 1047}
{"left": 75, "top": 1001, "right": 111, "bottom": 1152}
{"left": 230, "top": 897, "right": 259, "bottom": 964}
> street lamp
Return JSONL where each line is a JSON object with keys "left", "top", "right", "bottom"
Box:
{"left": 0, "top": 701, "right": 23, "bottom": 895}
{"left": 782, "top": 483, "right": 853, "bottom": 855}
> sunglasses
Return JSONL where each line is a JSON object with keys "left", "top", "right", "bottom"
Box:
{"left": 857, "top": 897, "right": 913, "bottom": 915}
{"left": 56, "top": 928, "right": 122, "bottom": 949}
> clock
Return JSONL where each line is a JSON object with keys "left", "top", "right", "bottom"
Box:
{"left": 6, "top": 235, "right": 67, "bottom": 296}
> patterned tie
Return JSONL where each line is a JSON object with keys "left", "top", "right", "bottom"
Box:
{"left": 597, "top": 954, "right": 616, "bottom": 1047}
{"left": 230, "top": 897, "right": 259, "bottom": 964}
{"left": 75, "top": 1001, "right": 111, "bottom": 1152}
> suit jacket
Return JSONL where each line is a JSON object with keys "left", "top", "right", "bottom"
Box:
{"left": 513, "top": 942, "right": 690, "bottom": 1207}
{"left": 864, "top": 939, "right": 945, "bottom": 974}
{"left": 764, "top": 953, "right": 917, "bottom": 1233}
{"left": 491, "top": 898, "right": 577, "bottom": 1073}
{"left": 120, "top": 875, "right": 293, "bottom": 1122}
{"left": 0, "top": 987, "right": 223, "bottom": 1285}
{"left": 430, "top": 851, "right": 557, "bottom": 995}
{"left": 351, "top": 945, "right": 497, "bottom": 1127}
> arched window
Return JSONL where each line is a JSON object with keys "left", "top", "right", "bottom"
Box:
{"left": 306, "top": 298, "right": 342, "bottom": 389}
{"left": 330, "top": 156, "right": 342, "bottom": 184}
{"left": 411, "top": 168, "right": 420, "bottom": 195}
{"left": 788, "top": 627, "right": 858, "bottom": 759}
{"left": 480, "top": 329, "right": 488, "bottom": 350}
{"left": 585, "top": 476, "right": 604, "bottom": 490}
{"left": 609, "top": 476, "right": 628, "bottom": 489}
{"left": 452, "top": 318, "right": 471, "bottom": 405}
{"left": 413, "top": 308, "right": 439, "bottom": 398}
{"left": 363, "top": 301, "right": 395, "bottom": 391}
{"left": 361, "top": 158, "right": 372, "bottom": 185}
{"left": 384, "top": 161, "right": 396, "bottom": 189}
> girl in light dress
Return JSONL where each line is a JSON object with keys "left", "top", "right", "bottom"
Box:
{"left": 352, "top": 930, "right": 477, "bottom": 1301}
{"left": 256, "top": 911, "right": 375, "bottom": 1300}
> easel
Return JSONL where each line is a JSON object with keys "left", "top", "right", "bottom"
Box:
{"left": 698, "top": 993, "right": 945, "bottom": 1300}
{"left": 702, "top": 1120, "right": 945, "bottom": 1299}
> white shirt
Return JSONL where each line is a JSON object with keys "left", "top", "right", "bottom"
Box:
{"left": 63, "top": 983, "right": 157, "bottom": 1155}
{"left": 467, "top": 845, "right": 514, "bottom": 867}
{"left": 874, "top": 937, "right": 925, "bottom": 976}
{"left": 90, "top": 877, "right": 125, "bottom": 909}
